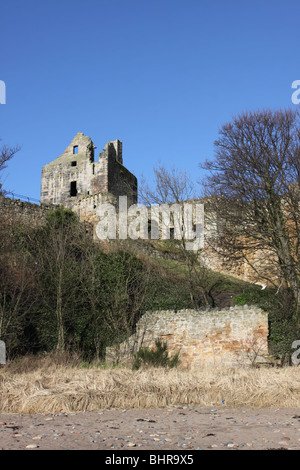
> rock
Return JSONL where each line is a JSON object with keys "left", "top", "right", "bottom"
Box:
{"left": 127, "top": 442, "right": 136, "bottom": 447}
{"left": 224, "top": 441, "right": 235, "bottom": 447}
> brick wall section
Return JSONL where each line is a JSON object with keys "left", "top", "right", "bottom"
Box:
{"left": 106, "top": 305, "right": 269, "bottom": 368}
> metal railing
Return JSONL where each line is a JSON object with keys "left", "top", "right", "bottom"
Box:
{"left": 4, "top": 191, "right": 40, "bottom": 204}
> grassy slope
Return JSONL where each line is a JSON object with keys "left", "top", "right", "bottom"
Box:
{"left": 145, "top": 250, "right": 266, "bottom": 310}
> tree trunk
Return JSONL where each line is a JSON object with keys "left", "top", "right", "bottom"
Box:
{"left": 56, "top": 270, "right": 65, "bottom": 352}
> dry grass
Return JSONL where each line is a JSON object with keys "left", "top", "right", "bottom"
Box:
{"left": 1, "top": 355, "right": 300, "bottom": 414}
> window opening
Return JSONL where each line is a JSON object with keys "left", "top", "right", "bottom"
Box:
{"left": 70, "top": 181, "right": 77, "bottom": 197}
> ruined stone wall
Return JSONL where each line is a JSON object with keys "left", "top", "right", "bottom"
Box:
{"left": 41, "top": 133, "right": 105, "bottom": 207}
{"left": 201, "top": 242, "right": 278, "bottom": 286}
{"left": 108, "top": 160, "right": 138, "bottom": 207}
{"left": 106, "top": 306, "right": 269, "bottom": 369}
{"left": 0, "top": 195, "right": 54, "bottom": 226}
{"left": 41, "top": 133, "right": 137, "bottom": 210}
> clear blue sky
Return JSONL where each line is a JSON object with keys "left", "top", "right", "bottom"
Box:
{"left": 1, "top": 0, "right": 300, "bottom": 200}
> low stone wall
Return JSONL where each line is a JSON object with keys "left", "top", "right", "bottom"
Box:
{"left": 106, "top": 305, "right": 269, "bottom": 369}
{"left": 0, "top": 195, "right": 54, "bottom": 226}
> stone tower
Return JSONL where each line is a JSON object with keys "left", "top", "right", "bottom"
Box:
{"left": 40, "top": 132, "right": 137, "bottom": 209}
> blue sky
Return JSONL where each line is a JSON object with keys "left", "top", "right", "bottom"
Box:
{"left": 1, "top": 0, "right": 300, "bottom": 200}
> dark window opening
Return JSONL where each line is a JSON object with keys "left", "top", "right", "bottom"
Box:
{"left": 73, "top": 145, "right": 78, "bottom": 154}
{"left": 92, "top": 163, "right": 95, "bottom": 175}
{"left": 71, "top": 161, "right": 77, "bottom": 166}
{"left": 70, "top": 181, "right": 77, "bottom": 197}
{"left": 170, "top": 227, "right": 175, "bottom": 239}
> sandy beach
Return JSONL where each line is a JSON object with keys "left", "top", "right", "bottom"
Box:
{"left": 0, "top": 406, "right": 299, "bottom": 451}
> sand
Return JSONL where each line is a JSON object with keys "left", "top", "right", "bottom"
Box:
{"left": 0, "top": 406, "right": 300, "bottom": 451}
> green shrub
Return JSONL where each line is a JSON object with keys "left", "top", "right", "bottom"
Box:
{"left": 132, "top": 339, "right": 180, "bottom": 370}
{"left": 232, "top": 288, "right": 272, "bottom": 307}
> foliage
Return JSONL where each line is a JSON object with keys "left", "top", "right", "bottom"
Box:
{"left": 132, "top": 339, "right": 180, "bottom": 370}
{"left": 0, "top": 207, "right": 198, "bottom": 359}
{"left": 233, "top": 285, "right": 300, "bottom": 363}
{"left": 232, "top": 288, "right": 272, "bottom": 307}
{"left": 1, "top": 201, "right": 299, "bottom": 363}
{"left": 44, "top": 205, "right": 79, "bottom": 229}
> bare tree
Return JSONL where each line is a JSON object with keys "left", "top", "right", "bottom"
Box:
{"left": 139, "top": 164, "right": 219, "bottom": 308}
{"left": 201, "top": 108, "right": 300, "bottom": 316}
{"left": 139, "top": 163, "right": 197, "bottom": 206}
{"left": 0, "top": 139, "right": 21, "bottom": 193}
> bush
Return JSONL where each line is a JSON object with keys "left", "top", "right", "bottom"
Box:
{"left": 232, "top": 287, "right": 272, "bottom": 307}
{"left": 233, "top": 286, "right": 300, "bottom": 363}
{"left": 132, "top": 339, "right": 180, "bottom": 370}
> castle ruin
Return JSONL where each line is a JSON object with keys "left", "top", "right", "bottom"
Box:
{"left": 40, "top": 132, "right": 137, "bottom": 211}
{"left": 39, "top": 133, "right": 267, "bottom": 285}
{"left": 0, "top": 133, "right": 271, "bottom": 368}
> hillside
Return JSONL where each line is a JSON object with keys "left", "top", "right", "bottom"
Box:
{"left": 0, "top": 206, "right": 297, "bottom": 364}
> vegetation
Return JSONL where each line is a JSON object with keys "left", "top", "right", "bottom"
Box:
{"left": 232, "top": 286, "right": 300, "bottom": 365}
{"left": 132, "top": 340, "right": 180, "bottom": 370}
{"left": 0, "top": 202, "right": 298, "bottom": 364}
{"left": 202, "top": 108, "right": 300, "bottom": 318}
{"left": 2, "top": 358, "right": 300, "bottom": 412}
{"left": 0, "top": 206, "right": 212, "bottom": 360}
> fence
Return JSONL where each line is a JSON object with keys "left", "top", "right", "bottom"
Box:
{"left": 4, "top": 192, "right": 40, "bottom": 204}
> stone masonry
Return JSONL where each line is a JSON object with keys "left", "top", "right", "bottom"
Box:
{"left": 38, "top": 134, "right": 276, "bottom": 286}
{"left": 106, "top": 306, "right": 269, "bottom": 369}
{"left": 40, "top": 132, "right": 137, "bottom": 210}
{"left": 0, "top": 194, "right": 54, "bottom": 227}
